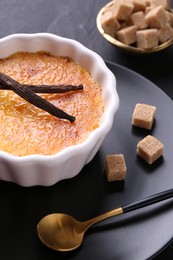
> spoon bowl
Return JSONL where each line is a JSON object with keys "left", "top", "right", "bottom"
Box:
{"left": 37, "top": 213, "right": 87, "bottom": 251}
{"left": 37, "top": 189, "right": 173, "bottom": 251}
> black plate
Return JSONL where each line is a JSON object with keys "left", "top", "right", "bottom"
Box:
{"left": 0, "top": 61, "right": 173, "bottom": 260}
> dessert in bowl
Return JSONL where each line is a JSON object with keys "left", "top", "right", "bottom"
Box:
{"left": 0, "top": 33, "right": 119, "bottom": 186}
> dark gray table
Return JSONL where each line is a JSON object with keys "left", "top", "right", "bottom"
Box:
{"left": 0, "top": 1, "right": 172, "bottom": 259}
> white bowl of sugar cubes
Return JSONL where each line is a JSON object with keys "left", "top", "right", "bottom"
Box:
{"left": 97, "top": 0, "right": 173, "bottom": 54}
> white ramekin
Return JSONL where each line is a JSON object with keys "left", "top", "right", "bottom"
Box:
{"left": 0, "top": 33, "right": 119, "bottom": 186}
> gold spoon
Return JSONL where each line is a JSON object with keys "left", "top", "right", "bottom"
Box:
{"left": 37, "top": 189, "right": 173, "bottom": 251}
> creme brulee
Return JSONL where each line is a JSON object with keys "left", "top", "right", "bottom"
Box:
{"left": 0, "top": 52, "right": 104, "bottom": 156}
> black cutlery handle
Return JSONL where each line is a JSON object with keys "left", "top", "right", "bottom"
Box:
{"left": 123, "top": 189, "right": 173, "bottom": 214}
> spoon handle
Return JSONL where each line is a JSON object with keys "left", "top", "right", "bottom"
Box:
{"left": 84, "top": 189, "right": 173, "bottom": 229}
{"left": 122, "top": 188, "right": 173, "bottom": 213}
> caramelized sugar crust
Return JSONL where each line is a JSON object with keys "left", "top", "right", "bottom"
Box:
{"left": 0, "top": 52, "right": 104, "bottom": 156}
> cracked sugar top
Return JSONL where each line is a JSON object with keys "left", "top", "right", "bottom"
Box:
{"left": 0, "top": 52, "right": 104, "bottom": 156}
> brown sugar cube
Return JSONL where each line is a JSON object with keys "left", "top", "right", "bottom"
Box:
{"left": 166, "top": 11, "right": 173, "bottom": 26}
{"left": 128, "top": 11, "right": 148, "bottom": 29}
{"left": 101, "top": 10, "right": 121, "bottom": 37}
{"left": 150, "top": 0, "right": 171, "bottom": 10}
{"left": 136, "top": 29, "right": 159, "bottom": 49}
{"left": 116, "top": 25, "right": 137, "bottom": 44}
{"left": 112, "top": 0, "right": 134, "bottom": 21}
{"left": 130, "top": 0, "right": 146, "bottom": 12}
{"left": 132, "top": 103, "right": 156, "bottom": 130}
{"left": 105, "top": 154, "right": 127, "bottom": 181}
{"left": 145, "top": 6, "right": 168, "bottom": 28}
{"left": 137, "top": 135, "right": 164, "bottom": 164}
{"left": 159, "top": 22, "right": 173, "bottom": 43}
